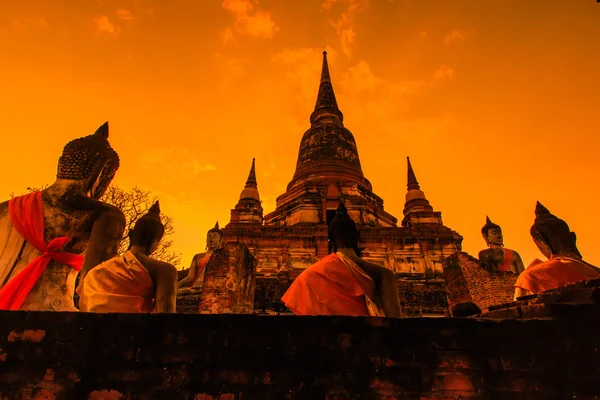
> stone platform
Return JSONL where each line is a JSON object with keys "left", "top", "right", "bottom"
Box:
{"left": 1, "top": 310, "right": 600, "bottom": 399}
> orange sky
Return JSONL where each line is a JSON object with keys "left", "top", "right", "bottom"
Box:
{"left": 2, "top": 0, "right": 600, "bottom": 270}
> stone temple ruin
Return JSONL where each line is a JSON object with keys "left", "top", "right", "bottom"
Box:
{"left": 178, "top": 51, "right": 463, "bottom": 317}
{"left": 1, "top": 52, "right": 600, "bottom": 399}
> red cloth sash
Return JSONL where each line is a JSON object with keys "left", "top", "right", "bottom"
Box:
{"left": 497, "top": 248, "right": 513, "bottom": 272}
{"left": 281, "top": 253, "right": 375, "bottom": 316}
{"left": 191, "top": 255, "right": 211, "bottom": 286}
{"left": 0, "top": 192, "right": 84, "bottom": 310}
{"left": 515, "top": 256, "right": 600, "bottom": 294}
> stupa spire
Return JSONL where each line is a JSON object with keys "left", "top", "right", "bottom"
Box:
{"left": 403, "top": 157, "right": 433, "bottom": 221}
{"left": 245, "top": 158, "right": 257, "bottom": 188}
{"left": 407, "top": 157, "right": 420, "bottom": 191}
{"left": 309, "top": 51, "right": 344, "bottom": 125}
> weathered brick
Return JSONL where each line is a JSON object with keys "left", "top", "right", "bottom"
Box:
{"left": 443, "top": 252, "right": 516, "bottom": 313}
{"left": 0, "top": 311, "right": 599, "bottom": 398}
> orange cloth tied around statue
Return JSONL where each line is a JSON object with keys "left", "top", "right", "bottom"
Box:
{"left": 497, "top": 248, "right": 513, "bottom": 272}
{"left": 78, "top": 251, "right": 155, "bottom": 313}
{"left": 515, "top": 256, "right": 600, "bottom": 295}
{"left": 281, "top": 252, "right": 384, "bottom": 316}
{"left": 0, "top": 192, "right": 84, "bottom": 310}
{"left": 190, "top": 255, "right": 211, "bottom": 286}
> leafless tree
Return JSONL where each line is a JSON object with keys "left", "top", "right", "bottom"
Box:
{"left": 100, "top": 185, "right": 181, "bottom": 266}
{"left": 11, "top": 184, "right": 182, "bottom": 267}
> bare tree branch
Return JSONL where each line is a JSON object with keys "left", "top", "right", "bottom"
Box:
{"left": 15, "top": 184, "right": 182, "bottom": 268}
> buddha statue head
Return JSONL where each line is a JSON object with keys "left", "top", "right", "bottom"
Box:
{"left": 328, "top": 201, "right": 361, "bottom": 256}
{"left": 530, "top": 202, "right": 581, "bottom": 259}
{"left": 128, "top": 201, "right": 164, "bottom": 255}
{"left": 481, "top": 216, "right": 503, "bottom": 248}
{"left": 56, "top": 121, "right": 120, "bottom": 199}
{"left": 206, "top": 221, "right": 224, "bottom": 250}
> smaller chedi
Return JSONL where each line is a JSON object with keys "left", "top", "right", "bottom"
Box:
{"left": 178, "top": 221, "right": 224, "bottom": 290}
{"left": 78, "top": 201, "right": 178, "bottom": 313}
{"left": 0, "top": 122, "right": 125, "bottom": 311}
{"left": 478, "top": 216, "right": 524, "bottom": 274}
{"left": 514, "top": 202, "right": 600, "bottom": 299}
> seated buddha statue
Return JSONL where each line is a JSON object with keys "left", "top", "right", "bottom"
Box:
{"left": 282, "top": 202, "right": 402, "bottom": 317}
{"left": 78, "top": 201, "right": 177, "bottom": 313}
{"left": 177, "top": 221, "right": 223, "bottom": 290}
{"left": 478, "top": 216, "right": 525, "bottom": 274}
{"left": 514, "top": 202, "right": 600, "bottom": 300}
{"left": 0, "top": 122, "right": 125, "bottom": 311}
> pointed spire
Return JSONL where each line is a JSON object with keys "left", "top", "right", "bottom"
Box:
{"left": 535, "top": 201, "right": 551, "bottom": 217}
{"left": 245, "top": 158, "right": 257, "bottom": 188}
{"left": 407, "top": 157, "right": 420, "bottom": 191}
{"left": 208, "top": 220, "right": 224, "bottom": 236}
{"left": 94, "top": 121, "right": 109, "bottom": 139}
{"left": 486, "top": 215, "right": 492, "bottom": 225}
{"left": 403, "top": 157, "right": 433, "bottom": 221}
{"left": 534, "top": 201, "right": 560, "bottom": 226}
{"left": 320, "top": 50, "right": 332, "bottom": 83}
{"left": 309, "top": 51, "right": 344, "bottom": 125}
{"left": 149, "top": 200, "right": 160, "bottom": 215}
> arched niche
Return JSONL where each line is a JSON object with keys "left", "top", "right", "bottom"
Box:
{"left": 325, "top": 184, "right": 340, "bottom": 225}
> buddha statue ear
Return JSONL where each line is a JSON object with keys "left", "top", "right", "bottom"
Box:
{"left": 481, "top": 231, "right": 490, "bottom": 246}
{"left": 87, "top": 160, "right": 116, "bottom": 199}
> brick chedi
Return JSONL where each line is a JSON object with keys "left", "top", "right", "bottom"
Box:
{"left": 223, "top": 51, "right": 463, "bottom": 316}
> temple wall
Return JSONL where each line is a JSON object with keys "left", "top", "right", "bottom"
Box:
{"left": 196, "top": 243, "right": 257, "bottom": 314}
{"left": 442, "top": 252, "right": 517, "bottom": 313}
{"left": 481, "top": 277, "right": 600, "bottom": 319}
{"left": 220, "top": 225, "right": 462, "bottom": 315}
{"left": 1, "top": 310, "right": 599, "bottom": 399}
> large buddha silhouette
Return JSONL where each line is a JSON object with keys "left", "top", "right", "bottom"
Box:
{"left": 514, "top": 202, "right": 600, "bottom": 299}
{"left": 282, "top": 202, "right": 402, "bottom": 317}
{"left": 0, "top": 122, "right": 125, "bottom": 311}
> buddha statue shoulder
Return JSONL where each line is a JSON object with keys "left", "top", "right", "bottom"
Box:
{"left": 177, "top": 221, "right": 224, "bottom": 290}
{"left": 78, "top": 201, "right": 177, "bottom": 313}
{"left": 478, "top": 216, "right": 525, "bottom": 274}
{"left": 0, "top": 122, "right": 126, "bottom": 311}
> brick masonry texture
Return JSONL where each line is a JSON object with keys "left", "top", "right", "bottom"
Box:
{"left": 176, "top": 243, "right": 257, "bottom": 314}
{"left": 1, "top": 309, "right": 600, "bottom": 399}
{"left": 443, "top": 252, "right": 517, "bottom": 312}
{"left": 482, "top": 277, "right": 600, "bottom": 320}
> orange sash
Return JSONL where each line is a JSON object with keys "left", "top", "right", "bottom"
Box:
{"left": 281, "top": 253, "right": 381, "bottom": 316}
{"left": 515, "top": 256, "right": 600, "bottom": 294}
{"left": 190, "top": 254, "right": 211, "bottom": 286}
{"left": 497, "top": 248, "right": 513, "bottom": 272}
{"left": 0, "top": 192, "right": 83, "bottom": 310}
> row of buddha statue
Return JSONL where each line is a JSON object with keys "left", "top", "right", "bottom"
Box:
{"left": 0, "top": 122, "right": 599, "bottom": 316}
{"left": 477, "top": 204, "right": 600, "bottom": 301}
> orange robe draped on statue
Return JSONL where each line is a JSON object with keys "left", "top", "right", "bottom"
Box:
{"left": 190, "top": 254, "right": 211, "bottom": 287}
{"left": 0, "top": 192, "right": 83, "bottom": 310}
{"left": 281, "top": 252, "right": 384, "bottom": 316}
{"left": 515, "top": 256, "right": 600, "bottom": 295}
{"left": 497, "top": 248, "right": 513, "bottom": 272}
{"left": 78, "top": 251, "right": 155, "bottom": 313}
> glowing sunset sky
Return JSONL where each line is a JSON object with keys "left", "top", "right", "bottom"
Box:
{"left": 1, "top": 0, "right": 600, "bottom": 269}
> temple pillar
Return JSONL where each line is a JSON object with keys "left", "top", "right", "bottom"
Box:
{"left": 198, "top": 242, "right": 257, "bottom": 314}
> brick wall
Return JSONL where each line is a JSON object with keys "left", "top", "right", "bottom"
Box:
{"left": 482, "top": 277, "right": 600, "bottom": 319}
{"left": 1, "top": 310, "right": 600, "bottom": 399}
{"left": 443, "top": 252, "right": 517, "bottom": 312}
{"left": 198, "top": 243, "right": 257, "bottom": 314}
{"left": 396, "top": 277, "right": 449, "bottom": 317}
